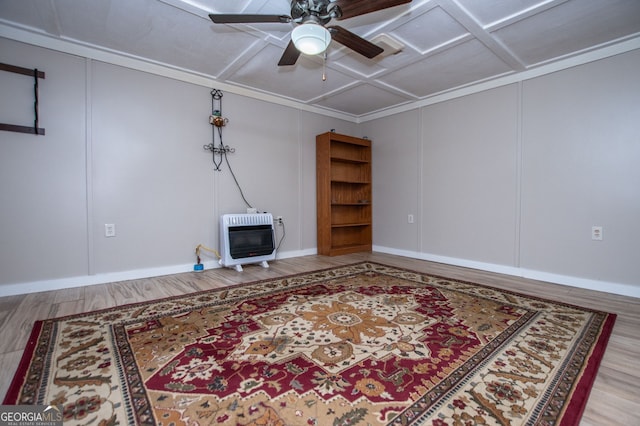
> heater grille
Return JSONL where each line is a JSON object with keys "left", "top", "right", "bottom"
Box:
{"left": 222, "top": 213, "right": 273, "bottom": 227}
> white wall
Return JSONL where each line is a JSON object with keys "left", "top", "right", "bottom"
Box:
{"left": 364, "top": 49, "right": 640, "bottom": 296}
{"left": 90, "top": 62, "right": 213, "bottom": 274}
{"left": 0, "top": 37, "right": 356, "bottom": 294}
{"left": 1, "top": 39, "right": 89, "bottom": 284}
{"left": 2, "top": 35, "right": 638, "bottom": 298}
{"left": 419, "top": 85, "right": 519, "bottom": 266}
{"left": 520, "top": 50, "right": 640, "bottom": 284}
{"left": 361, "top": 110, "right": 421, "bottom": 251}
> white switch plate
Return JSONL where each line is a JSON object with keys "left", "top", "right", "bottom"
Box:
{"left": 408, "top": 214, "right": 414, "bottom": 224}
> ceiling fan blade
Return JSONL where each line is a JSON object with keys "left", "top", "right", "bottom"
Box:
{"left": 209, "top": 14, "right": 291, "bottom": 24}
{"left": 332, "top": 0, "right": 412, "bottom": 20}
{"left": 278, "top": 40, "right": 301, "bottom": 66}
{"left": 328, "top": 26, "right": 384, "bottom": 59}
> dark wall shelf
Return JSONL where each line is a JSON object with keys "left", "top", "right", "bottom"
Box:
{"left": 0, "top": 62, "right": 45, "bottom": 136}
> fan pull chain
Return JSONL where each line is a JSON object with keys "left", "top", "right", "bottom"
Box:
{"left": 321, "top": 26, "right": 328, "bottom": 81}
{"left": 322, "top": 52, "right": 327, "bottom": 81}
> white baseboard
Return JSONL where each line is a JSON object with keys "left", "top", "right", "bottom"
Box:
{"left": 0, "top": 248, "right": 316, "bottom": 298}
{"left": 0, "top": 263, "right": 201, "bottom": 297}
{"left": 276, "top": 247, "right": 317, "bottom": 259}
{"left": 373, "top": 245, "right": 640, "bottom": 299}
{"left": 2, "top": 246, "right": 636, "bottom": 299}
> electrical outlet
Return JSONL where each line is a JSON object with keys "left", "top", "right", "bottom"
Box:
{"left": 276, "top": 216, "right": 283, "bottom": 225}
{"left": 408, "top": 214, "right": 414, "bottom": 224}
{"left": 105, "top": 223, "right": 116, "bottom": 237}
{"left": 591, "top": 226, "right": 603, "bottom": 241}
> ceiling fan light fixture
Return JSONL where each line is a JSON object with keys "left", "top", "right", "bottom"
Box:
{"left": 291, "top": 23, "right": 331, "bottom": 55}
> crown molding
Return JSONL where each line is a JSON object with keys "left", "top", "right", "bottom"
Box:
{"left": 2, "top": 21, "right": 639, "bottom": 124}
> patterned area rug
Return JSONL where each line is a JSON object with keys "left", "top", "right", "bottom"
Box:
{"left": 5, "top": 262, "right": 615, "bottom": 425}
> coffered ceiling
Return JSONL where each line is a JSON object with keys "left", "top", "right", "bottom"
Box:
{"left": 1, "top": 0, "right": 640, "bottom": 119}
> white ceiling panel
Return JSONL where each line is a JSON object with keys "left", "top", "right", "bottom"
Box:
{"left": 189, "top": 0, "right": 286, "bottom": 15}
{"left": 227, "top": 44, "right": 355, "bottom": 102}
{"left": 492, "top": 0, "right": 640, "bottom": 66}
{"left": 1, "top": 0, "right": 639, "bottom": 118}
{"left": 455, "top": 0, "right": 553, "bottom": 27}
{"left": 391, "top": 6, "right": 469, "bottom": 53}
{"left": 0, "top": 0, "right": 61, "bottom": 35}
{"left": 327, "top": 49, "right": 389, "bottom": 79}
{"left": 378, "top": 39, "right": 512, "bottom": 98}
{"left": 313, "top": 83, "right": 412, "bottom": 116}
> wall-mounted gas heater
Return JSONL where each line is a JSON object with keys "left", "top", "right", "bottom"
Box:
{"left": 219, "top": 213, "right": 275, "bottom": 271}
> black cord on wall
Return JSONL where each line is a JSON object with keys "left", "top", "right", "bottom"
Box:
{"left": 209, "top": 89, "right": 253, "bottom": 210}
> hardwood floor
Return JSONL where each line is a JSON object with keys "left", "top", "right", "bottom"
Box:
{"left": 1, "top": 253, "right": 638, "bottom": 424}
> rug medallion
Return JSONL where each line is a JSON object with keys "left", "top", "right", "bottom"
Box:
{"left": 4, "top": 262, "right": 615, "bottom": 425}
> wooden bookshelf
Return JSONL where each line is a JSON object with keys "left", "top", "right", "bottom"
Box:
{"left": 316, "top": 131, "right": 372, "bottom": 256}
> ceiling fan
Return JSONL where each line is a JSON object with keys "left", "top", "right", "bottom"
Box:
{"left": 209, "top": 0, "right": 412, "bottom": 66}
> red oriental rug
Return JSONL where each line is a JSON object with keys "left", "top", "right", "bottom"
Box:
{"left": 4, "top": 262, "right": 615, "bottom": 425}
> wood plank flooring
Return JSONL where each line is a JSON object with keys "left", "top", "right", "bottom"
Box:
{"left": 1, "top": 253, "right": 638, "bottom": 424}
